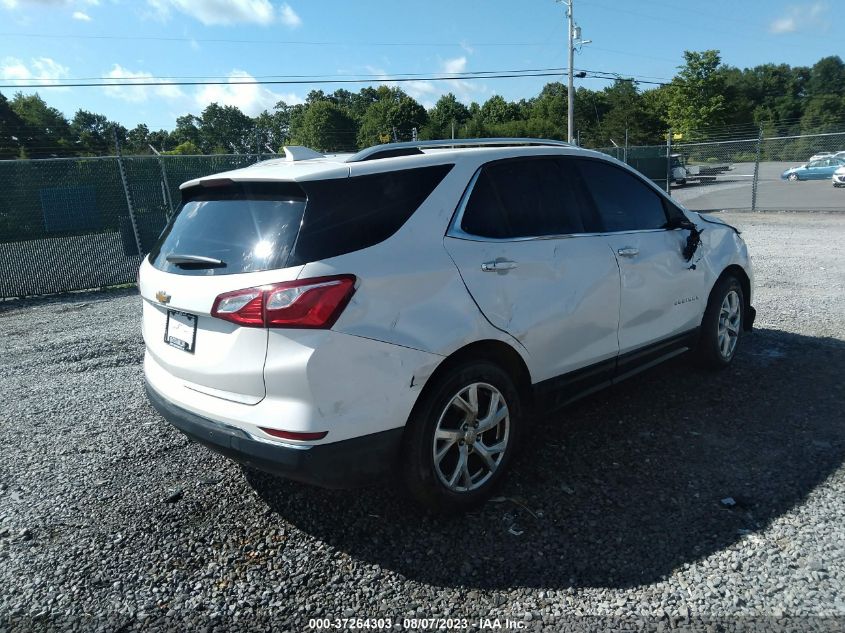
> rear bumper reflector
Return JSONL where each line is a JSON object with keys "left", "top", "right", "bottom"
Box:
{"left": 259, "top": 427, "right": 328, "bottom": 441}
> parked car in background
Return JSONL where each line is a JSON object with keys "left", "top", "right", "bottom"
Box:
{"left": 833, "top": 165, "right": 845, "bottom": 188}
{"left": 141, "top": 138, "right": 755, "bottom": 512}
{"left": 782, "top": 157, "right": 845, "bottom": 181}
{"left": 809, "top": 152, "right": 835, "bottom": 161}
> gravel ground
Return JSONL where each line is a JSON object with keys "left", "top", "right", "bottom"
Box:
{"left": 1, "top": 211, "right": 844, "bottom": 632}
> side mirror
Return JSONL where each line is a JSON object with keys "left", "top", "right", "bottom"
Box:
{"left": 665, "top": 215, "right": 694, "bottom": 230}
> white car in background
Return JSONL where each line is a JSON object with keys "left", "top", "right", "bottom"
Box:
{"left": 141, "top": 139, "right": 755, "bottom": 512}
{"left": 809, "top": 151, "right": 835, "bottom": 161}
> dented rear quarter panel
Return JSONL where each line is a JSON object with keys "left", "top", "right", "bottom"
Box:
{"left": 299, "top": 158, "right": 536, "bottom": 388}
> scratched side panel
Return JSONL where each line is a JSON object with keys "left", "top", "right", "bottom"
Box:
{"left": 443, "top": 234, "right": 621, "bottom": 383}
{"left": 299, "top": 159, "right": 537, "bottom": 382}
{"left": 687, "top": 211, "right": 755, "bottom": 307}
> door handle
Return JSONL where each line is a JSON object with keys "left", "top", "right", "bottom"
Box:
{"left": 481, "top": 260, "right": 518, "bottom": 272}
{"left": 617, "top": 247, "right": 639, "bottom": 258}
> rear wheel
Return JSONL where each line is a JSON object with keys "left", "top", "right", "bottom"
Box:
{"left": 693, "top": 275, "right": 744, "bottom": 369}
{"left": 402, "top": 360, "right": 521, "bottom": 513}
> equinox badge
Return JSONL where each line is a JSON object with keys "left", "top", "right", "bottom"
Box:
{"left": 155, "top": 290, "right": 171, "bottom": 305}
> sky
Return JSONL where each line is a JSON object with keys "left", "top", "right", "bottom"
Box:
{"left": 0, "top": 0, "right": 842, "bottom": 131}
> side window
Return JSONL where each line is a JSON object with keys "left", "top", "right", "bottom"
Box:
{"left": 460, "top": 158, "right": 588, "bottom": 239}
{"left": 290, "top": 164, "right": 452, "bottom": 265}
{"left": 576, "top": 159, "right": 669, "bottom": 232}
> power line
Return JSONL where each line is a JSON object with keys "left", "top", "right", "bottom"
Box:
{"left": 0, "top": 32, "right": 564, "bottom": 48}
{"left": 0, "top": 67, "right": 672, "bottom": 90}
{"left": 0, "top": 66, "right": 571, "bottom": 83}
{"left": 0, "top": 71, "right": 570, "bottom": 89}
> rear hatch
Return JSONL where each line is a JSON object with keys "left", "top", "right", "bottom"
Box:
{"left": 139, "top": 181, "right": 307, "bottom": 404}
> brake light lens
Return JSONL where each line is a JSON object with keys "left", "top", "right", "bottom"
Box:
{"left": 211, "top": 275, "right": 356, "bottom": 329}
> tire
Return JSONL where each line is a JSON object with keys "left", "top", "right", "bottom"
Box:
{"left": 693, "top": 275, "right": 744, "bottom": 369}
{"left": 402, "top": 360, "right": 522, "bottom": 513}
{"left": 788, "top": 173, "right": 800, "bottom": 181}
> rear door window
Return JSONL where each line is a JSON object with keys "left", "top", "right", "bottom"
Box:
{"left": 460, "top": 158, "right": 589, "bottom": 239}
{"left": 575, "top": 159, "right": 669, "bottom": 232}
{"left": 290, "top": 164, "right": 452, "bottom": 265}
{"left": 148, "top": 182, "right": 306, "bottom": 276}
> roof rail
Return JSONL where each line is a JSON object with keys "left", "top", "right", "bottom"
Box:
{"left": 345, "top": 138, "right": 573, "bottom": 163}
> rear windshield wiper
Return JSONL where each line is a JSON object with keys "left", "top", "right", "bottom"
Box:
{"left": 165, "top": 254, "right": 227, "bottom": 268}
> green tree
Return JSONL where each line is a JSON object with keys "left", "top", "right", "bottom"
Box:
{"left": 126, "top": 123, "right": 151, "bottom": 154}
{"left": 806, "top": 56, "right": 845, "bottom": 98}
{"left": 148, "top": 128, "right": 172, "bottom": 152}
{"left": 255, "top": 102, "right": 295, "bottom": 152}
{"left": 172, "top": 114, "right": 201, "bottom": 149}
{"left": 0, "top": 92, "right": 23, "bottom": 159}
{"left": 357, "top": 87, "right": 427, "bottom": 147}
{"left": 666, "top": 50, "right": 726, "bottom": 137}
{"left": 10, "top": 92, "right": 72, "bottom": 157}
{"left": 198, "top": 103, "right": 255, "bottom": 153}
{"left": 479, "top": 95, "right": 518, "bottom": 126}
{"left": 421, "top": 93, "right": 470, "bottom": 139}
{"left": 162, "top": 140, "right": 201, "bottom": 155}
{"left": 70, "top": 110, "right": 113, "bottom": 156}
{"left": 293, "top": 100, "right": 357, "bottom": 152}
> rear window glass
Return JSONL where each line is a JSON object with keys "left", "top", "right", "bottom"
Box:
{"left": 149, "top": 166, "right": 452, "bottom": 275}
{"left": 289, "top": 164, "right": 453, "bottom": 265}
{"left": 148, "top": 183, "right": 306, "bottom": 276}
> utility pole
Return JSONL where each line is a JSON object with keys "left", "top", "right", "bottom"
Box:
{"left": 560, "top": 0, "right": 590, "bottom": 144}
{"left": 566, "top": 0, "right": 575, "bottom": 144}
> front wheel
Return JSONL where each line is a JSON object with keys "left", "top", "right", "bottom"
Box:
{"left": 788, "top": 173, "right": 800, "bottom": 181}
{"left": 693, "top": 275, "right": 744, "bottom": 369}
{"left": 402, "top": 360, "right": 521, "bottom": 513}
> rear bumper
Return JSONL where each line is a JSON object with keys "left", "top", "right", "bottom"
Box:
{"left": 145, "top": 380, "right": 403, "bottom": 489}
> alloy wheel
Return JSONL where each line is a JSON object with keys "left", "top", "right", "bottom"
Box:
{"left": 718, "top": 290, "right": 742, "bottom": 360}
{"left": 432, "top": 382, "right": 510, "bottom": 493}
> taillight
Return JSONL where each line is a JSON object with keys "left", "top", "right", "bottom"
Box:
{"left": 211, "top": 275, "right": 356, "bottom": 329}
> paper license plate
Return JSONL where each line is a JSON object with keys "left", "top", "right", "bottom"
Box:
{"left": 164, "top": 310, "right": 198, "bottom": 353}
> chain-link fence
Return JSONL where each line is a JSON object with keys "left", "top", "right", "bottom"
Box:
{"left": 0, "top": 153, "right": 271, "bottom": 298}
{"left": 599, "top": 130, "right": 845, "bottom": 213}
{"left": 2, "top": 131, "right": 844, "bottom": 298}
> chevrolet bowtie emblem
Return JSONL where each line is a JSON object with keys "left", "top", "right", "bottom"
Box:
{"left": 155, "top": 290, "right": 171, "bottom": 304}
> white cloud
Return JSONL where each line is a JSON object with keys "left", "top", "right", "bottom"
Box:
{"left": 362, "top": 57, "right": 486, "bottom": 109}
{"left": 769, "top": 2, "right": 829, "bottom": 34}
{"left": 770, "top": 17, "right": 796, "bottom": 33}
{"left": 0, "top": 56, "right": 71, "bottom": 90}
{"left": 103, "top": 64, "right": 185, "bottom": 103}
{"left": 2, "top": 0, "right": 98, "bottom": 9}
{"left": 440, "top": 56, "right": 486, "bottom": 103}
{"left": 443, "top": 56, "right": 467, "bottom": 75}
{"left": 2, "top": 0, "right": 64, "bottom": 7}
{"left": 279, "top": 2, "right": 300, "bottom": 27}
{"left": 146, "top": 0, "right": 299, "bottom": 26}
{"left": 71, "top": 9, "right": 90, "bottom": 20}
{"left": 194, "top": 70, "right": 302, "bottom": 116}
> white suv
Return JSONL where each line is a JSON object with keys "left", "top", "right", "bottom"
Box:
{"left": 141, "top": 139, "right": 755, "bottom": 512}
